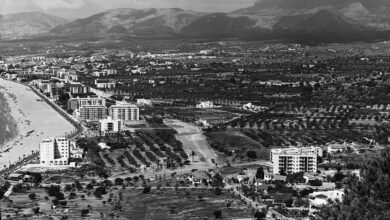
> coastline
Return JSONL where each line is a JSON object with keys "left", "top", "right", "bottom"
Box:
{"left": 0, "top": 78, "right": 75, "bottom": 168}
{"left": 0, "top": 92, "right": 18, "bottom": 149}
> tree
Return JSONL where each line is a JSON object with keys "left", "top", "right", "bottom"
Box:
{"left": 254, "top": 210, "right": 266, "bottom": 220}
{"left": 64, "top": 184, "right": 73, "bottom": 192}
{"left": 191, "top": 151, "right": 196, "bottom": 162}
{"left": 320, "top": 149, "right": 390, "bottom": 219}
{"left": 86, "top": 184, "right": 93, "bottom": 190}
{"left": 29, "top": 193, "right": 36, "bottom": 201}
{"left": 142, "top": 186, "right": 151, "bottom": 194}
{"left": 114, "top": 178, "right": 124, "bottom": 186}
{"left": 214, "top": 210, "right": 222, "bottom": 218}
{"left": 69, "top": 192, "right": 77, "bottom": 200}
{"left": 60, "top": 201, "right": 67, "bottom": 207}
{"left": 332, "top": 172, "right": 346, "bottom": 182}
{"left": 214, "top": 187, "right": 223, "bottom": 196}
{"left": 256, "top": 167, "right": 265, "bottom": 179}
{"left": 247, "top": 151, "right": 257, "bottom": 159}
{"left": 81, "top": 209, "right": 89, "bottom": 217}
{"left": 309, "top": 179, "right": 323, "bottom": 186}
{"left": 47, "top": 185, "right": 62, "bottom": 197}
{"left": 103, "top": 180, "right": 113, "bottom": 187}
{"left": 94, "top": 186, "right": 107, "bottom": 198}
{"left": 58, "top": 93, "right": 70, "bottom": 106}
{"left": 33, "top": 207, "right": 40, "bottom": 214}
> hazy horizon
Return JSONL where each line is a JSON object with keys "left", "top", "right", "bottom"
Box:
{"left": 0, "top": 0, "right": 257, "bottom": 19}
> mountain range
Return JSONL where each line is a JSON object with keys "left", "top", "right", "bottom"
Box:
{"left": 3, "top": 0, "right": 390, "bottom": 42}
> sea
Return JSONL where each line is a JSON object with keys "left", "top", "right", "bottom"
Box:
{"left": 0, "top": 91, "right": 17, "bottom": 147}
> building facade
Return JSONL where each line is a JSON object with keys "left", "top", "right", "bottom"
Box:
{"left": 271, "top": 147, "right": 320, "bottom": 174}
{"left": 40, "top": 137, "right": 70, "bottom": 166}
{"left": 100, "top": 117, "right": 122, "bottom": 134}
{"left": 69, "top": 96, "right": 106, "bottom": 111}
{"left": 110, "top": 102, "right": 139, "bottom": 121}
{"left": 79, "top": 105, "right": 108, "bottom": 121}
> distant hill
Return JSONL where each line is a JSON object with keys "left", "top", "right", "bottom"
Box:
{"left": 4, "top": 1, "right": 390, "bottom": 43}
{"left": 0, "top": 12, "right": 67, "bottom": 39}
{"left": 50, "top": 8, "right": 203, "bottom": 37}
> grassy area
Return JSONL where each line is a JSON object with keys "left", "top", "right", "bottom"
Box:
{"left": 206, "top": 131, "right": 270, "bottom": 160}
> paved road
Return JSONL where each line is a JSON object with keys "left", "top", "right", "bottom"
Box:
{"left": 0, "top": 152, "right": 39, "bottom": 178}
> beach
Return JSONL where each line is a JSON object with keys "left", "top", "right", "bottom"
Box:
{"left": 0, "top": 78, "right": 75, "bottom": 168}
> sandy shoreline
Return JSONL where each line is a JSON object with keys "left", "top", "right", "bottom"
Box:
{"left": 0, "top": 78, "right": 75, "bottom": 168}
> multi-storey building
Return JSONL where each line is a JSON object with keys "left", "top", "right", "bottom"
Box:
{"left": 40, "top": 137, "right": 70, "bottom": 166}
{"left": 69, "top": 96, "right": 106, "bottom": 111}
{"left": 100, "top": 117, "right": 122, "bottom": 134}
{"left": 271, "top": 147, "right": 320, "bottom": 174}
{"left": 68, "top": 83, "right": 90, "bottom": 95}
{"left": 79, "top": 105, "right": 107, "bottom": 121}
{"left": 110, "top": 101, "right": 139, "bottom": 121}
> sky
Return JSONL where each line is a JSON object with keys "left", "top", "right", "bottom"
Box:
{"left": 0, "top": 0, "right": 257, "bottom": 19}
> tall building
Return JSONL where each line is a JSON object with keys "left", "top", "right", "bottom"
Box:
{"left": 110, "top": 101, "right": 139, "bottom": 121}
{"left": 271, "top": 147, "right": 320, "bottom": 174}
{"left": 100, "top": 117, "right": 122, "bottom": 134}
{"left": 69, "top": 96, "right": 106, "bottom": 111}
{"left": 40, "top": 137, "right": 70, "bottom": 166}
{"left": 79, "top": 105, "right": 107, "bottom": 121}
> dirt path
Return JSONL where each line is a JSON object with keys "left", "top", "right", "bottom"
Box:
{"left": 165, "top": 119, "right": 218, "bottom": 168}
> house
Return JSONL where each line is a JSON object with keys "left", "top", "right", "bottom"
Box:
{"left": 98, "top": 143, "right": 111, "bottom": 150}
{"left": 264, "top": 170, "right": 273, "bottom": 181}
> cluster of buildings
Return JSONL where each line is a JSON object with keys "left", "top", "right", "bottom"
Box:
{"left": 69, "top": 96, "right": 140, "bottom": 134}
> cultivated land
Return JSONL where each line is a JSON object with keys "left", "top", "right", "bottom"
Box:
{"left": 2, "top": 38, "right": 390, "bottom": 219}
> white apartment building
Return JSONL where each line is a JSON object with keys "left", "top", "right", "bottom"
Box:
{"left": 100, "top": 117, "right": 122, "bottom": 134}
{"left": 69, "top": 96, "right": 106, "bottom": 111}
{"left": 271, "top": 147, "right": 321, "bottom": 174}
{"left": 110, "top": 101, "right": 140, "bottom": 121}
{"left": 40, "top": 137, "right": 70, "bottom": 166}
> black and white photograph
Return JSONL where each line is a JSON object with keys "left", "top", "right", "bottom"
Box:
{"left": 0, "top": 0, "right": 389, "bottom": 219}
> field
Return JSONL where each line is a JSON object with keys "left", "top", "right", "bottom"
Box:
{"left": 78, "top": 128, "right": 190, "bottom": 173}
{"left": 2, "top": 183, "right": 254, "bottom": 220}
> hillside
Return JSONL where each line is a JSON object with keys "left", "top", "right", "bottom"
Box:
{"left": 0, "top": 12, "right": 67, "bottom": 39}
{"left": 3, "top": 0, "right": 390, "bottom": 42}
{"left": 51, "top": 8, "right": 203, "bottom": 37}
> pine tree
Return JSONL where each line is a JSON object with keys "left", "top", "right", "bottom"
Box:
{"left": 320, "top": 149, "right": 390, "bottom": 219}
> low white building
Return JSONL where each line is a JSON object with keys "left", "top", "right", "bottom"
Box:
{"left": 100, "top": 117, "right": 122, "bottom": 134}
{"left": 137, "top": 99, "right": 152, "bottom": 106}
{"left": 242, "top": 103, "right": 268, "bottom": 112}
{"left": 196, "top": 101, "right": 214, "bottom": 109}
